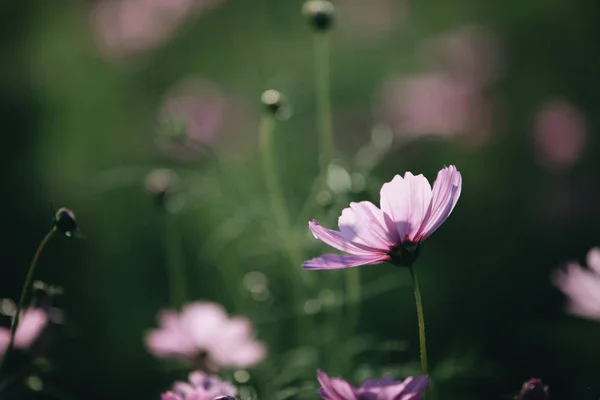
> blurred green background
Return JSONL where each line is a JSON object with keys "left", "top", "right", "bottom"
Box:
{"left": 2, "top": 0, "right": 600, "bottom": 399}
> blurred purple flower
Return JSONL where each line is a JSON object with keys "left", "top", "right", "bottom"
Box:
{"left": 316, "top": 370, "right": 429, "bottom": 400}
{"left": 145, "top": 302, "right": 266, "bottom": 369}
{"left": 0, "top": 309, "right": 48, "bottom": 355}
{"left": 534, "top": 100, "right": 587, "bottom": 170}
{"left": 156, "top": 79, "right": 228, "bottom": 161}
{"left": 303, "top": 166, "right": 461, "bottom": 270}
{"left": 518, "top": 378, "right": 548, "bottom": 400}
{"left": 377, "top": 73, "right": 492, "bottom": 141}
{"left": 554, "top": 247, "right": 600, "bottom": 321}
{"left": 161, "top": 371, "right": 236, "bottom": 400}
{"left": 90, "top": 0, "right": 225, "bottom": 59}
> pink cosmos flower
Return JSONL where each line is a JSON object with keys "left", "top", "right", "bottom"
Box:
{"left": 317, "top": 370, "right": 429, "bottom": 400}
{"left": 161, "top": 371, "right": 236, "bottom": 400}
{"left": 303, "top": 166, "right": 462, "bottom": 270}
{"left": 0, "top": 309, "right": 48, "bottom": 355}
{"left": 553, "top": 247, "right": 600, "bottom": 321}
{"left": 145, "top": 302, "right": 266, "bottom": 369}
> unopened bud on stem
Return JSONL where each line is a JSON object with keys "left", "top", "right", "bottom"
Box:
{"left": 261, "top": 89, "right": 285, "bottom": 116}
{"left": 54, "top": 207, "right": 79, "bottom": 237}
{"left": 302, "top": 0, "right": 334, "bottom": 31}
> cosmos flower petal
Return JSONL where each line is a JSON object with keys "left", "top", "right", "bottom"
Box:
{"left": 417, "top": 165, "right": 462, "bottom": 240}
{"left": 303, "top": 253, "right": 388, "bottom": 270}
{"left": 394, "top": 376, "right": 430, "bottom": 400}
{"left": 180, "top": 302, "right": 228, "bottom": 347}
{"left": 317, "top": 370, "right": 357, "bottom": 400}
{"left": 379, "top": 172, "right": 433, "bottom": 241}
{"left": 380, "top": 174, "right": 411, "bottom": 240}
{"left": 586, "top": 247, "right": 600, "bottom": 273}
{"left": 12, "top": 309, "right": 48, "bottom": 349}
{"left": 162, "top": 371, "right": 237, "bottom": 400}
{"left": 554, "top": 260, "right": 600, "bottom": 320}
{"left": 338, "top": 201, "right": 399, "bottom": 250}
{"left": 161, "top": 391, "right": 180, "bottom": 400}
{"left": 309, "top": 220, "right": 382, "bottom": 256}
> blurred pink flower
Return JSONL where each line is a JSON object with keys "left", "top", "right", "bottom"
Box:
{"left": 0, "top": 309, "right": 48, "bottom": 355}
{"left": 90, "top": 0, "right": 225, "bottom": 59}
{"left": 145, "top": 302, "right": 266, "bottom": 369}
{"left": 554, "top": 248, "right": 600, "bottom": 321}
{"left": 317, "top": 370, "right": 429, "bottom": 400}
{"left": 377, "top": 25, "right": 499, "bottom": 146}
{"left": 303, "top": 166, "right": 462, "bottom": 270}
{"left": 157, "top": 79, "right": 228, "bottom": 161}
{"left": 423, "top": 25, "right": 502, "bottom": 87}
{"left": 161, "top": 371, "right": 236, "bottom": 400}
{"left": 337, "top": 0, "right": 407, "bottom": 42}
{"left": 377, "top": 73, "right": 492, "bottom": 140}
{"left": 534, "top": 100, "right": 587, "bottom": 170}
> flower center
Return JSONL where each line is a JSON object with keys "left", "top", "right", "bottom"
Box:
{"left": 387, "top": 242, "right": 420, "bottom": 267}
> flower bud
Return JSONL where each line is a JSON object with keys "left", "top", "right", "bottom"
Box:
{"left": 54, "top": 207, "right": 79, "bottom": 237}
{"left": 145, "top": 168, "right": 180, "bottom": 209}
{"left": 302, "top": 0, "right": 334, "bottom": 31}
{"left": 518, "top": 378, "right": 548, "bottom": 400}
{"left": 261, "top": 89, "right": 285, "bottom": 115}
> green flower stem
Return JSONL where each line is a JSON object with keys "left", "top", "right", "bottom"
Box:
{"left": 164, "top": 213, "right": 188, "bottom": 309}
{"left": 258, "top": 115, "right": 306, "bottom": 281}
{"left": 0, "top": 226, "right": 57, "bottom": 370}
{"left": 409, "top": 265, "right": 429, "bottom": 376}
{"left": 313, "top": 32, "right": 334, "bottom": 171}
{"left": 346, "top": 267, "right": 361, "bottom": 328}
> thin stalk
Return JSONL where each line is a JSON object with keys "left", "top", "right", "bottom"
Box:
{"left": 258, "top": 115, "right": 305, "bottom": 273}
{"left": 164, "top": 213, "right": 188, "bottom": 308}
{"left": 313, "top": 32, "right": 334, "bottom": 171}
{"left": 345, "top": 267, "right": 361, "bottom": 328}
{"left": 409, "top": 265, "right": 429, "bottom": 376}
{"left": 0, "top": 226, "right": 57, "bottom": 370}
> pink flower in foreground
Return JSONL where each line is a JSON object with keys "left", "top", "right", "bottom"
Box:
{"left": 317, "top": 370, "right": 429, "bottom": 400}
{"left": 0, "top": 309, "right": 48, "bottom": 355}
{"left": 553, "top": 247, "right": 600, "bottom": 321}
{"left": 303, "top": 166, "right": 462, "bottom": 270}
{"left": 161, "top": 371, "right": 236, "bottom": 400}
{"left": 145, "top": 302, "right": 266, "bottom": 369}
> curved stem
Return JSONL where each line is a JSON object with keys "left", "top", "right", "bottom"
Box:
{"left": 0, "top": 226, "right": 57, "bottom": 370}
{"left": 409, "top": 265, "right": 428, "bottom": 376}
{"left": 164, "top": 213, "right": 188, "bottom": 308}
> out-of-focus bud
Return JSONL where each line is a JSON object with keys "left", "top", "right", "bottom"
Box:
{"left": 213, "top": 397, "right": 236, "bottom": 400}
{"left": 144, "top": 168, "right": 180, "bottom": 209}
{"left": 261, "top": 89, "right": 285, "bottom": 115}
{"left": 54, "top": 207, "right": 79, "bottom": 237}
{"left": 518, "top": 378, "right": 548, "bottom": 400}
{"left": 302, "top": 0, "right": 334, "bottom": 31}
